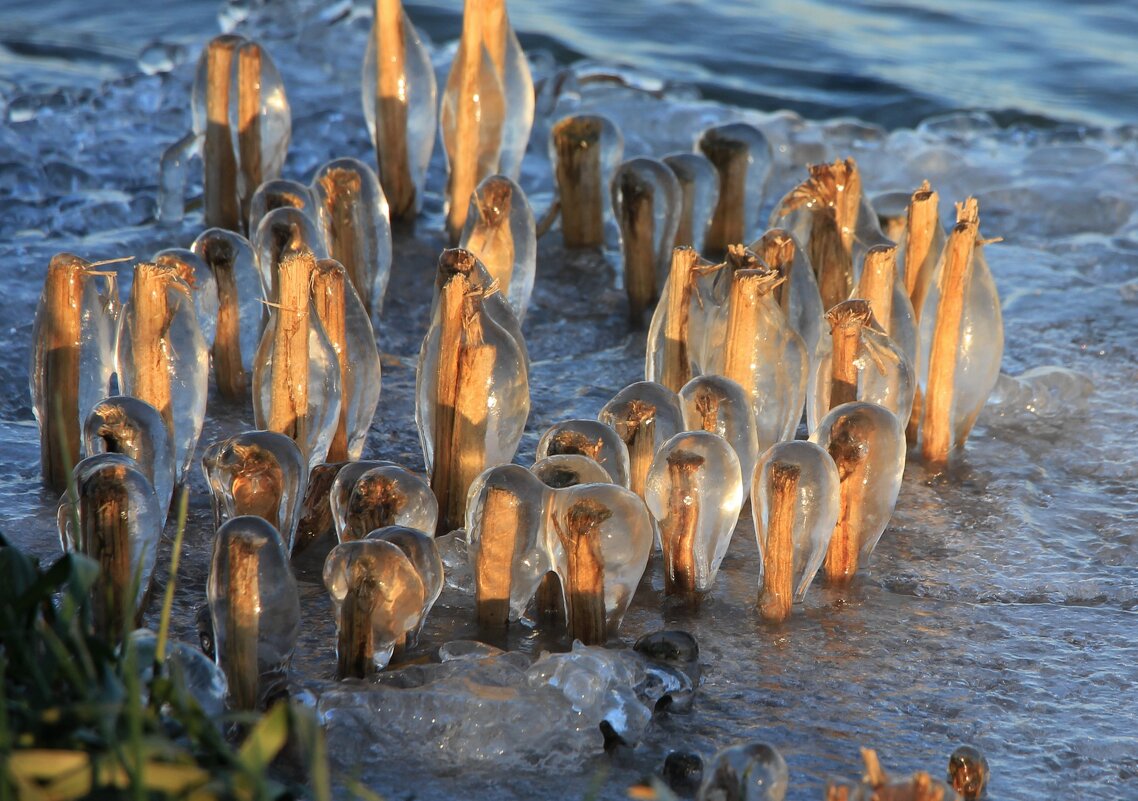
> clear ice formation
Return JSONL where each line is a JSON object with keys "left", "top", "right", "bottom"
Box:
{"left": 327, "top": 459, "right": 400, "bottom": 534}
{"left": 116, "top": 262, "right": 209, "bottom": 485}
{"left": 362, "top": 0, "right": 438, "bottom": 218}
{"left": 252, "top": 205, "right": 329, "bottom": 301}
{"left": 366, "top": 525, "right": 445, "bottom": 644}
{"left": 697, "top": 742, "right": 789, "bottom": 801}
{"left": 311, "top": 258, "right": 381, "bottom": 462}
{"left": 208, "top": 515, "right": 300, "bottom": 709}
{"left": 192, "top": 227, "right": 264, "bottom": 401}
{"left": 153, "top": 247, "right": 220, "bottom": 349}
{"left": 807, "top": 301, "right": 916, "bottom": 433}
{"left": 748, "top": 228, "right": 825, "bottom": 368}
{"left": 809, "top": 402, "right": 906, "bottom": 582}
{"left": 644, "top": 247, "right": 718, "bottom": 389}
{"left": 201, "top": 430, "right": 307, "bottom": 549}
{"left": 751, "top": 440, "right": 839, "bottom": 620}
{"left": 336, "top": 464, "right": 438, "bottom": 542}
{"left": 611, "top": 157, "right": 682, "bottom": 321}
{"left": 127, "top": 629, "right": 229, "bottom": 721}
{"left": 917, "top": 212, "right": 1004, "bottom": 451}
{"left": 61, "top": 453, "right": 161, "bottom": 636}
{"left": 645, "top": 431, "right": 744, "bottom": 595}
{"left": 598, "top": 381, "right": 685, "bottom": 500}
{"left": 84, "top": 396, "right": 176, "bottom": 525}
{"left": 549, "top": 114, "right": 624, "bottom": 248}
{"left": 679, "top": 374, "right": 760, "bottom": 492}
{"left": 248, "top": 179, "right": 318, "bottom": 251}
{"left": 459, "top": 174, "right": 537, "bottom": 322}
{"left": 531, "top": 454, "right": 613, "bottom": 488}
{"left": 697, "top": 122, "right": 773, "bottom": 252}
{"left": 323, "top": 538, "right": 426, "bottom": 674}
{"left": 535, "top": 419, "right": 631, "bottom": 488}
{"left": 853, "top": 244, "right": 919, "bottom": 370}
{"left": 311, "top": 157, "right": 393, "bottom": 318}
{"left": 30, "top": 253, "right": 119, "bottom": 492}
{"left": 663, "top": 151, "right": 720, "bottom": 255}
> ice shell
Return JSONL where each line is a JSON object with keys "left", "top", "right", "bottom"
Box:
{"left": 338, "top": 464, "right": 438, "bottom": 542}
{"left": 809, "top": 402, "right": 906, "bottom": 574}
{"left": 367, "top": 525, "right": 444, "bottom": 643}
{"left": 535, "top": 419, "right": 631, "bottom": 488}
{"left": 697, "top": 122, "right": 773, "bottom": 250}
{"left": 459, "top": 174, "right": 537, "bottom": 322}
{"left": 663, "top": 151, "right": 719, "bottom": 255}
{"left": 311, "top": 157, "right": 393, "bottom": 318}
{"left": 751, "top": 440, "right": 839, "bottom": 611}
{"left": 323, "top": 538, "right": 426, "bottom": 672}
{"left": 126, "top": 629, "right": 228, "bottom": 720}
{"left": 362, "top": 10, "right": 437, "bottom": 217}
{"left": 201, "top": 430, "right": 307, "bottom": 549}
{"left": 697, "top": 742, "right": 789, "bottom": 801}
{"left": 153, "top": 248, "right": 219, "bottom": 348}
{"left": 116, "top": 264, "right": 209, "bottom": 484}
{"left": 548, "top": 113, "right": 624, "bottom": 247}
{"left": 598, "top": 381, "right": 684, "bottom": 499}
{"left": 252, "top": 205, "right": 328, "bottom": 301}
{"left": 645, "top": 431, "right": 744, "bottom": 594}
{"left": 248, "top": 179, "right": 317, "bottom": 248}
{"left": 679, "top": 375, "right": 760, "bottom": 490}
{"left": 192, "top": 228, "right": 264, "bottom": 391}
{"left": 328, "top": 459, "right": 401, "bottom": 535}
{"left": 644, "top": 248, "right": 720, "bottom": 388}
{"left": 611, "top": 157, "right": 682, "bottom": 317}
{"left": 84, "top": 395, "right": 175, "bottom": 525}
{"left": 531, "top": 454, "right": 613, "bottom": 488}
{"left": 208, "top": 515, "right": 300, "bottom": 708}
{"left": 748, "top": 228, "right": 825, "bottom": 365}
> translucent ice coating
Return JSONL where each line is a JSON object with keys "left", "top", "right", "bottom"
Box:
{"left": 416, "top": 250, "right": 530, "bottom": 533}
{"left": 465, "top": 464, "right": 549, "bottom": 628}
{"left": 127, "top": 629, "right": 228, "bottom": 720}
{"left": 705, "top": 258, "right": 808, "bottom": 452}
{"left": 612, "top": 157, "right": 681, "bottom": 323}
{"left": 192, "top": 227, "right": 263, "bottom": 401}
{"left": 310, "top": 258, "right": 381, "bottom": 462}
{"left": 253, "top": 205, "right": 328, "bottom": 302}
{"left": 535, "top": 419, "right": 631, "bottom": 488}
{"left": 367, "top": 525, "right": 444, "bottom": 644}
{"left": 191, "top": 35, "right": 290, "bottom": 231}
{"left": 697, "top": 742, "right": 789, "bottom": 801}
{"left": 550, "top": 114, "right": 624, "bottom": 248}
{"left": 248, "top": 179, "right": 318, "bottom": 247}
{"left": 153, "top": 248, "right": 219, "bottom": 348}
{"left": 252, "top": 246, "right": 342, "bottom": 472}
{"left": 918, "top": 200, "right": 1003, "bottom": 462}
{"left": 663, "top": 151, "right": 719, "bottom": 255}
{"left": 645, "top": 247, "right": 717, "bottom": 391}
{"left": 531, "top": 454, "right": 612, "bottom": 488}
{"left": 327, "top": 459, "right": 400, "bottom": 532}
{"left": 208, "top": 515, "right": 300, "bottom": 709}
{"left": 323, "top": 538, "right": 426, "bottom": 677}
{"left": 363, "top": 0, "right": 437, "bottom": 219}
{"left": 598, "top": 381, "right": 684, "bottom": 499}
{"left": 84, "top": 396, "right": 175, "bottom": 524}
{"left": 311, "top": 157, "right": 393, "bottom": 318}
{"left": 201, "top": 430, "right": 306, "bottom": 549}
{"left": 459, "top": 174, "right": 537, "bottom": 322}
{"left": 545, "top": 483, "right": 653, "bottom": 644}
{"left": 337, "top": 464, "right": 438, "bottom": 542}
{"left": 679, "top": 375, "right": 760, "bottom": 490}
{"left": 809, "top": 402, "right": 905, "bottom": 584}
{"left": 440, "top": 0, "right": 533, "bottom": 236}
{"left": 117, "top": 262, "right": 209, "bottom": 484}
{"left": 773, "top": 157, "right": 891, "bottom": 312}
{"left": 31, "top": 253, "right": 119, "bottom": 492}
{"left": 748, "top": 228, "right": 825, "bottom": 366}
{"left": 807, "top": 300, "right": 915, "bottom": 432}
{"left": 697, "top": 122, "right": 773, "bottom": 255}
{"left": 645, "top": 431, "right": 744, "bottom": 595}
{"left": 751, "top": 441, "right": 839, "bottom": 622}
{"left": 63, "top": 454, "right": 161, "bottom": 638}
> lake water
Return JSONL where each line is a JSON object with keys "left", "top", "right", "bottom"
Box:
{"left": 2, "top": 0, "right": 1138, "bottom": 798}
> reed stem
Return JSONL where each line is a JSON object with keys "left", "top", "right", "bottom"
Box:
{"left": 236, "top": 43, "right": 263, "bottom": 230}
{"left": 754, "top": 229, "right": 797, "bottom": 315}
{"left": 374, "top": 0, "right": 414, "bottom": 218}
{"left": 80, "top": 464, "right": 136, "bottom": 638}
{"left": 904, "top": 182, "right": 939, "bottom": 315}
{"left": 345, "top": 475, "right": 407, "bottom": 541}
{"left": 660, "top": 247, "right": 698, "bottom": 391}
{"left": 204, "top": 37, "right": 240, "bottom": 231}
{"left": 664, "top": 450, "right": 704, "bottom": 596}
{"left": 39, "top": 256, "right": 85, "bottom": 492}
{"left": 722, "top": 267, "right": 783, "bottom": 397}
{"left": 856, "top": 245, "right": 897, "bottom": 337}
{"left": 759, "top": 461, "right": 799, "bottom": 622}
{"left": 130, "top": 263, "right": 174, "bottom": 441}
{"left": 552, "top": 498, "right": 611, "bottom": 645}
{"left": 311, "top": 260, "right": 350, "bottom": 462}
{"left": 267, "top": 248, "right": 315, "bottom": 447}
{"left": 336, "top": 556, "right": 381, "bottom": 679}
{"left": 205, "top": 240, "right": 248, "bottom": 401}
{"left": 700, "top": 129, "right": 749, "bottom": 255}
{"left": 445, "top": 0, "right": 487, "bottom": 243}
{"left": 826, "top": 299, "right": 873, "bottom": 411}
{"left": 474, "top": 485, "right": 521, "bottom": 630}
{"left": 617, "top": 167, "right": 658, "bottom": 324}
{"left": 223, "top": 533, "right": 263, "bottom": 710}
{"left": 553, "top": 116, "right": 605, "bottom": 248}
{"left": 465, "top": 177, "right": 516, "bottom": 296}
{"left": 293, "top": 462, "right": 345, "bottom": 555}
{"left": 823, "top": 411, "right": 869, "bottom": 584}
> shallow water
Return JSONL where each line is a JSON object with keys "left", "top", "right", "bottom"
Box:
{"left": 3, "top": 0, "right": 1138, "bottom": 798}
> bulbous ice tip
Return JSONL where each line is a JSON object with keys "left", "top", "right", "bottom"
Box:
{"left": 661, "top": 750, "right": 704, "bottom": 795}
{"left": 552, "top": 114, "right": 605, "bottom": 147}
{"left": 436, "top": 247, "right": 482, "bottom": 288}
{"left": 475, "top": 176, "right": 514, "bottom": 226}
{"left": 948, "top": 745, "right": 989, "bottom": 801}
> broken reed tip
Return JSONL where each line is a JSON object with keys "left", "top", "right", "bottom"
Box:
{"left": 825, "top": 298, "right": 874, "bottom": 329}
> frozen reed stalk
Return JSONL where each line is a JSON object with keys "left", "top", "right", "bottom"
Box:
{"left": 921, "top": 203, "right": 979, "bottom": 469}
{"left": 758, "top": 462, "right": 798, "bottom": 622}
{"left": 460, "top": 174, "right": 537, "bottom": 322}
{"left": 337, "top": 554, "right": 384, "bottom": 679}
{"left": 551, "top": 498, "right": 610, "bottom": 645}
{"left": 372, "top": 0, "right": 412, "bottom": 216}
{"left": 552, "top": 115, "right": 607, "bottom": 247}
{"left": 430, "top": 270, "right": 496, "bottom": 533}
{"left": 267, "top": 248, "right": 316, "bottom": 447}
{"left": 857, "top": 245, "right": 898, "bottom": 337}
{"left": 616, "top": 164, "right": 658, "bottom": 323}
{"left": 611, "top": 400, "right": 655, "bottom": 498}
{"left": 203, "top": 35, "right": 241, "bottom": 230}
{"left": 659, "top": 247, "right": 698, "bottom": 391}
{"left": 223, "top": 532, "right": 262, "bottom": 709}
{"left": 129, "top": 264, "right": 176, "bottom": 437}
{"left": 203, "top": 237, "right": 248, "bottom": 401}
{"left": 84, "top": 396, "right": 175, "bottom": 524}
{"left": 293, "top": 462, "right": 344, "bottom": 555}
{"left": 474, "top": 484, "right": 522, "bottom": 630}
{"left": 311, "top": 260, "right": 351, "bottom": 462}
{"left": 755, "top": 229, "right": 797, "bottom": 314}
{"left": 662, "top": 450, "right": 703, "bottom": 595}
{"left": 698, "top": 123, "right": 771, "bottom": 256}
{"left": 722, "top": 266, "right": 785, "bottom": 397}
{"left": 904, "top": 181, "right": 940, "bottom": 316}
{"left": 826, "top": 299, "right": 875, "bottom": 410}
{"left": 236, "top": 42, "right": 264, "bottom": 225}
